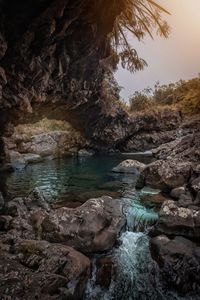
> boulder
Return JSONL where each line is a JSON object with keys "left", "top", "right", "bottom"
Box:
{"left": 6, "top": 195, "right": 125, "bottom": 253}
{"left": 139, "top": 159, "right": 192, "bottom": 191}
{"left": 154, "top": 200, "right": 200, "bottom": 240}
{"left": 150, "top": 235, "right": 200, "bottom": 294}
{"left": 0, "top": 239, "right": 90, "bottom": 299}
{"left": 170, "top": 186, "right": 186, "bottom": 199}
{"left": 22, "top": 153, "right": 43, "bottom": 164}
{"left": 41, "top": 196, "right": 125, "bottom": 252}
{"left": 112, "top": 159, "right": 145, "bottom": 174}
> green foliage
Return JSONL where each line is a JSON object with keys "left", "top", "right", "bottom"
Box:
{"left": 111, "top": 0, "right": 170, "bottom": 72}
{"left": 129, "top": 77, "right": 200, "bottom": 116}
{"left": 129, "top": 91, "right": 154, "bottom": 111}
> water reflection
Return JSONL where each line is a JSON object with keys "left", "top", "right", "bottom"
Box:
{"left": 0, "top": 154, "right": 153, "bottom": 202}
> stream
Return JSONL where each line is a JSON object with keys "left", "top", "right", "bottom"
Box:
{"left": 0, "top": 153, "right": 193, "bottom": 299}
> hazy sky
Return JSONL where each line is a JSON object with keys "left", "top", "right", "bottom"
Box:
{"left": 115, "top": 0, "right": 200, "bottom": 100}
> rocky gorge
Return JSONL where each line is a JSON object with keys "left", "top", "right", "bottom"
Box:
{"left": 0, "top": 0, "right": 200, "bottom": 299}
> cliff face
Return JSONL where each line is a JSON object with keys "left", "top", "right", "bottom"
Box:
{"left": 0, "top": 0, "right": 181, "bottom": 157}
{"left": 0, "top": 0, "right": 127, "bottom": 148}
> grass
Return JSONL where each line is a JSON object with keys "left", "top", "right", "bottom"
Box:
{"left": 14, "top": 118, "right": 76, "bottom": 137}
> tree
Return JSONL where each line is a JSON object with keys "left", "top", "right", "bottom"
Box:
{"left": 111, "top": 0, "right": 170, "bottom": 72}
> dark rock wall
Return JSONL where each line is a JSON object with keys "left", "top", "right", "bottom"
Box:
{"left": 0, "top": 0, "right": 181, "bottom": 158}
{"left": 0, "top": 1, "right": 125, "bottom": 143}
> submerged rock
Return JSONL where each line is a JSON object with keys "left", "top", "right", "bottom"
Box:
{"left": 112, "top": 159, "right": 145, "bottom": 174}
{"left": 150, "top": 235, "right": 200, "bottom": 294}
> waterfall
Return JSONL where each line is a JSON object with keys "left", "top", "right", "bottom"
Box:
{"left": 85, "top": 187, "right": 192, "bottom": 300}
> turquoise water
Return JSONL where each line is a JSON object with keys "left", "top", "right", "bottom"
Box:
{"left": 0, "top": 153, "right": 153, "bottom": 202}
{"left": 3, "top": 152, "right": 187, "bottom": 299}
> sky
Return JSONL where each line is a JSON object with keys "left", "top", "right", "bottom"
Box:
{"left": 115, "top": 0, "right": 200, "bottom": 100}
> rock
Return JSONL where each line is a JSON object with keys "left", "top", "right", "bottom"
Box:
{"left": 154, "top": 200, "right": 200, "bottom": 240}
{"left": 0, "top": 192, "right": 4, "bottom": 210}
{"left": 22, "top": 153, "right": 43, "bottom": 164}
{"left": 0, "top": 215, "right": 12, "bottom": 231}
{"left": 140, "top": 192, "right": 170, "bottom": 209}
{"left": 0, "top": 33, "right": 7, "bottom": 59}
{"left": 170, "top": 186, "right": 186, "bottom": 199}
{"left": 0, "top": 239, "right": 90, "bottom": 299}
{"left": 194, "top": 192, "right": 200, "bottom": 205}
{"left": 7, "top": 150, "right": 27, "bottom": 169}
{"left": 78, "top": 149, "right": 94, "bottom": 157}
{"left": 0, "top": 163, "right": 14, "bottom": 173}
{"left": 139, "top": 159, "right": 192, "bottom": 191}
{"left": 124, "top": 130, "right": 178, "bottom": 152}
{"left": 26, "top": 187, "right": 51, "bottom": 211}
{"left": 191, "top": 176, "right": 200, "bottom": 193}
{"left": 78, "top": 190, "right": 122, "bottom": 201}
{"left": 150, "top": 235, "right": 200, "bottom": 294}
{"left": 96, "top": 257, "right": 116, "bottom": 289}
{"left": 193, "top": 164, "right": 200, "bottom": 175}
{"left": 178, "top": 192, "right": 194, "bottom": 207}
{"left": 153, "top": 133, "right": 200, "bottom": 163}
{"left": 6, "top": 196, "right": 125, "bottom": 253}
{"left": 41, "top": 196, "right": 125, "bottom": 252}
{"left": 112, "top": 159, "right": 145, "bottom": 174}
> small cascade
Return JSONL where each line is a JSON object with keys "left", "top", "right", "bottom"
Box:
{"left": 85, "top": 187, "right": 192, "bottom": 300}
{"left": 123, "top": 189, "right": 158, "bottom": 232}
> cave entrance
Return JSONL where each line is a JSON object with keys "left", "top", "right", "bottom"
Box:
{"left": 2, "top": 117, "right": 88, "bottom": 168}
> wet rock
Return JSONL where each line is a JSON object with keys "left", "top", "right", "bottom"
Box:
{"left": 154, "top": 200, "right": 200, "bottom": 240}
{"left": 7, "top": 150, "right": 27, "bottom": 169}
{"left": 96, "top": 257, "right": 116, "bottom": 289}
{"left": 78, "top": 190, "right": 122, "bottom": 202}
{"left": 138, "top": 159, "right": 192, "bottom": 191}
{"left": 170, "top": 186, "right": 186, "bottom": 199}
{"left": 140, "top": 192, "right": 170, "bottom": 209}
{"left": 0, "top": 239, "right": 90, "bottom": 300}
{"left": 112, "top": 159, "right": 145, "bottom": 174}
{"left": 78, "top": 149, "right": 94, "bottom": 157}
{"left": 150, "top": 235, "right": 200, "bottom": 294}
{"left": 22, "top": 153, "right": 43, "bottom": 164}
